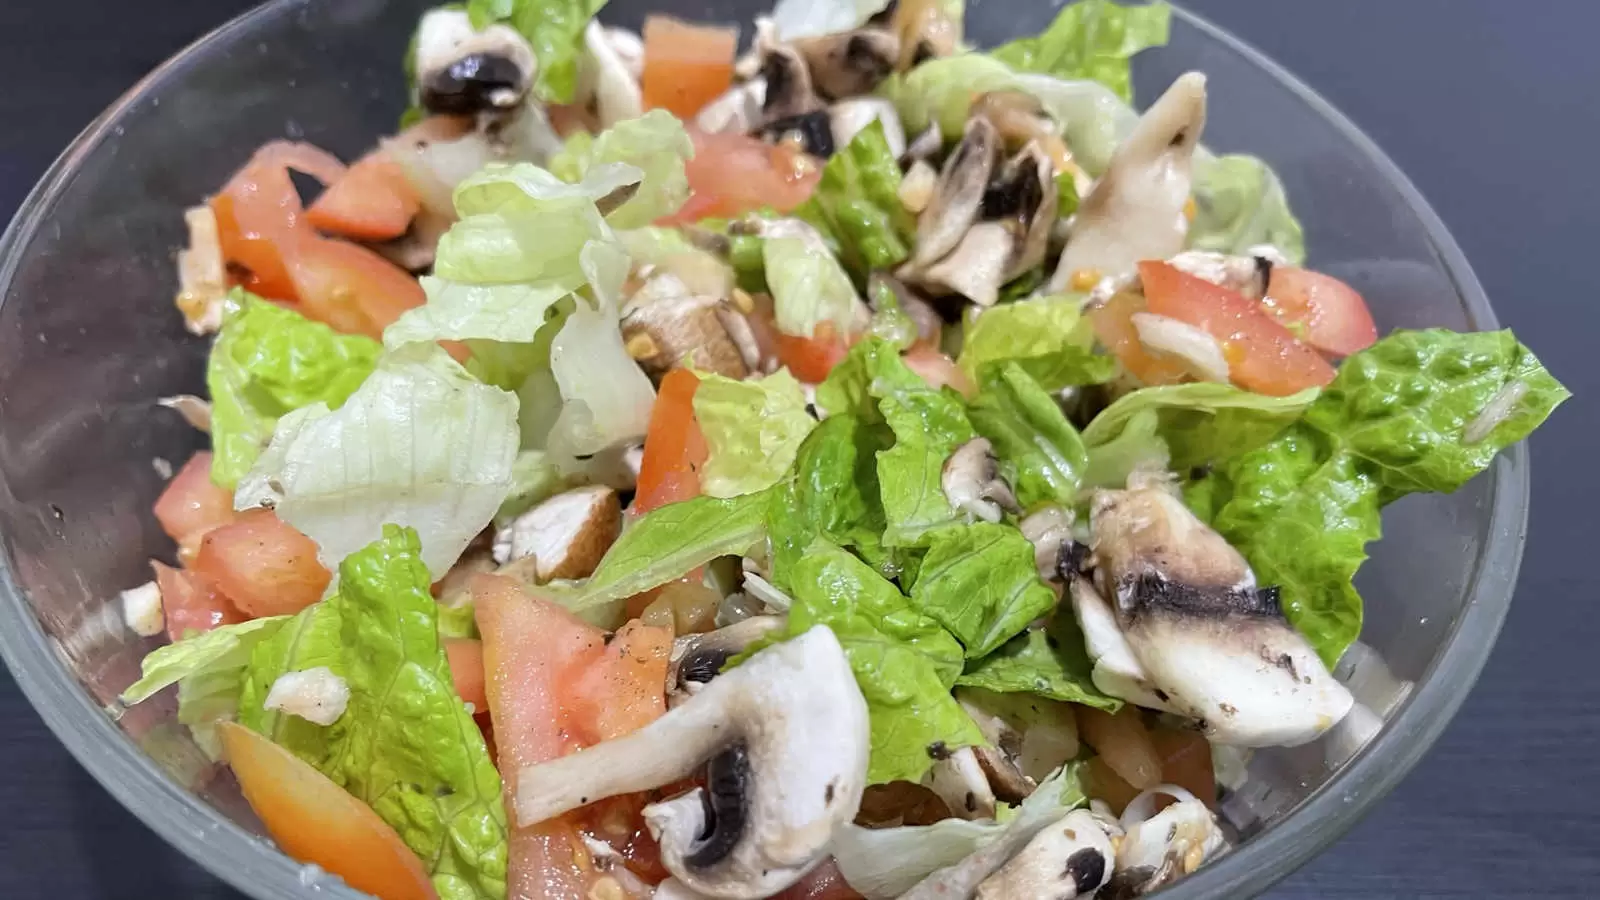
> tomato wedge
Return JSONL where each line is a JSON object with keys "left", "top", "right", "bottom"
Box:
{"left": 211, "top": 142, "right": 347, "bottom": 301}
{"left": 663, "top": 129, "right": 821, "bottom": 224}
{"left": 640, "top": 16, "right": 738, "bottom": 119}
{"left": 1263, "top": 266, "right": 1378, "bottom": 357}
{"left": 634, "top": 368, "right": 708, "bottom": 513}
{"left": 1139, "top": 260, "right": 1335, "bottom": 396}
{"left": 151, "top": 560, "right": 244, "bottom": 643}
{"left": 291, "top": 236, "right": 426, "bottom": 339}
{"left": 1088, "top": 290, "right": 1193, "bottom": 387}
{"left": 444, "top": 637, "right": 488, "bottom": 713}
{"left": 774, "top": 323, "right": 851, "bottom": 384}
{"left": 220, "top": 723, "right": 438, "bottom": 900}
{"left": 307, "top": 150, "right": 421, "bottom": 242}
{"left": 152, "top": 452, "right": 237, "bottom": 562}
{"left": 191, "top": 508, "right": 330, "bottom": 619}
{"left": 566, "top": 620, "right": 672, "bottom": 742}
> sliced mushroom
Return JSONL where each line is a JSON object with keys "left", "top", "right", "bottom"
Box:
{"left": 622, "top": 273, "right": 750, "bottom": 381}
{"left": 986, "top": 141, "right": 1059, "bottom": 281}
{"left": 1165, "top": 249, "right": 1277, "bottom": 300}
{"left": 976, "top": 809, "right": 1115, "bottom": 900}
{"left": 490, "top": 486, "right": 621, "bottom": 581}
{"left": 830, "top": 97, "right": 906, "bottom": 157}
{"left": 1090, "top": 484, "right": 1354, "bottom": 747}
{"left": 1069, "top": 577, "right": 1180, "bottom": 713}
{"left": 175, "top": 206, "right": 227, "bottom": 335}
{"left": 1104, "top": 788, "right": 1226, "bottom": 898}
{"left": 667, "top": 615, "right": 787, "bottom": 707}
{"left": 413, "top": 8, "right": 538, "bottom": 116}
{"left": 910, "top": 117, "right": 999, "bottom": 268}
{"left": 1130, "top": 312, "right": 1229, "bottom": 383}
{"left": 582, "top": 21, "right": 644, "bottom": 128}
{"left": 513, "top": 627, "right": 870, "bottom": 899}
{"left": 760, "top": 41, "right": 823, "bottom": 121}
{"left": 696, "top": 79, "right": 769, "bottom": 134}
{"left": 374, "top": 206, "right": 454, "bottom": 273}
{"left": 942, "top": 437, "right": 1021, "bottom": 523}
{"left": 1019, "top": 505, "right": 1077, "bottom": 581}
{"left": 888, "top": 0, "right": 960, "bottom": 69}
{"left": 757, "top": 109, "right": 837, "bottom": 158}
{"left": 958, "top": 688, "right": 1082, "bottom": 794}
{"left": 793, "top": 29, "right": 901, "bottom": 100}
{"left": 1049, "top": 72, "right": 1208, "bottom": 292}
{"left": 923, "top": 746, "right": 997, "bottom": 820}
{"left": 919, "top": 221, "right": 1015, "bottom": 307}
{"left": 962, "top": 717, "right": 1035, "bottom": 805}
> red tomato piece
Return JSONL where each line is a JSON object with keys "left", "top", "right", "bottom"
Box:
{"left": 151, "top": 560, "right": 244, "bottom": 642}
{"left": 291, "top": 236, "right": 426, "bottom": 339}
{"left": 211, "top": 141, "right": 348, "bottom": 301}
{"left": 662, "top": 129, "right": 821, "bottom": 225}
{"left": 1139, "top": 260, "right": 1335, "bottom": 396}
{"left": 219, "top": 723, "right": 438, "bottom": 900}
{"left": 307, "top": 150, "right": 421, "bottom": 242}
{"left": 567, "top": 620, "right": 672, "bottom": 743}
{"left": 152, "top": 452, "right": 237, "bottom": 562}
{"left": 640, "top": 16, "right": 738, "bottom": 119}
{"left": 444, "top": 637, "right": 488, "bottom": 713}
{"left": 634, "top": 368, "right": 708, "bottom": 513}
{"left": 901, "top": 344, "right": 976, "bottom": 398}
{"left": 191, "top": 508, "right": 330, "bottom": 619}
{"left": 1149, "top": 727, "right": 1217, "bottom": 810}
{"left": 773, "top": 858, "right": 864, "bottom": 900}
{"left": 775, "top": 322, "right": 851, "bottom": 384}
{"left": 1088, "top": 290, "right": 1193, "bottom": 388}
{"left": 1263, "top": 266, "right": 1378, "bottom": 357}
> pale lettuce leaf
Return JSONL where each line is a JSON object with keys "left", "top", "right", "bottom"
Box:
{"left": 765, "top": 234, "right": 863, "bottom": 340}
{"left": 991, "top": 0, "right": 1171, "bottom": 103}
{"left": 1082, "top": 382, "right": 1318, "bottom": 472}
{"left": 550, "top": 110, "right": 693, "bottom": 227}
{"left": 957, "top": 294, "right": 1113, "bottom": 390}
{"left": 693, "top": 369, "right": 819, "bottom": 498}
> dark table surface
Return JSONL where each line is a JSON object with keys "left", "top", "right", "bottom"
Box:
{"left": 2, "top": 0, "right": 1597, "bottom": 897}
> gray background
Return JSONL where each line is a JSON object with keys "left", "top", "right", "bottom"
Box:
{"left": 1, "top": 0, "right": 1595, "bottom": 896}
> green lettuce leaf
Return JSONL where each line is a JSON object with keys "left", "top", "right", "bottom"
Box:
{"left": 236, "top": 343, "right": 520, "bottom": 578}
{"left": 387, "top": 279, "right": 572, "bottom": 390}
{"left": 957, "top": 614, "right": 1120, "bottom": 709}
{"left": 796, "top": 121, "right": 915, "bottom": 274}
{"left": 561, "top": 490, "right": 772, "bottom": 610}
{"left": 1013, "top": 73, "right": 1138, "bottom": 176}
{"left": 693, "top": 369, "right": 819, "bottom": 499}
{"left": 768, "top": 414, "right": 896, "bottom": 589}
{"left": 1206, "top": 329, "right": 1568, "bottom": 664}
{"left": 1082, "top": 407, "right": 1168, "bottom": 488}
{"left": 494, "top": 449, "right": 565, "bottom": 529}
{"left": 549, "top": 110, "right": 693, "bottom": 227}
{"left": 782, "top": 539, "right": 982, "bottom": 784}
{"left": 966, "top": 363, "right": 1089, "bottom": 508}
{"left": 437, "top": 602, "right": 481, "bottom": 640}
{"left": 765, "top": 234, "right": 862, "bottom": 340}
{"left": 1189, "top": 153, "right": 1306, "bottom": 264}
{"left": 991, "top": 0, "right": 1171, "bottom": 103}
{"left": 467, "top": 0, "right": 607, "bottom": 103}
{"left": 957, "top": 294, "right": 1114, "bottom": 390}
{"left": 884, "top": 54, "right": 1022, "bottom": 139}
{"left": 236, "top": 601, "right": 347, "bottom": 763}
{"left": 207, "top": 293, "right": 380, "bottom": 488}
{"left": 1083, "top": 382, "right": 1318, "bottom": 473}
{"left": 910, "top": 523, "right": 1057, "bottom": 657}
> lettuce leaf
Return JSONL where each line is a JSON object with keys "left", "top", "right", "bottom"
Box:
{"left": 957, "top": 614, "right": 1119, "bottom": 709}
{"left": 885, "top": 54, "right": 1022, "bottom": 139}
{"left": 765, "top": 234, "right": 862, "bottom": 340}
{"left": 768, "top": 414, "right": 896, "bottom": 589}
{"left": 207, "top": 293, "right": 380, "bottom": 489}
{"left": 549, "top": 110, "right": 693, "bottom": 227}
{"left": 236, "top": 343, "right": 520, "bottom": 578}
{"left": 966, "top": 363, "right": 1089, "bottom": 508}
{"left": 1205, "top": 329, "right": 1568, "bottom": 664}
{"left": 991, "top": 0, "right": 1171, "bottom": 103}
{"left": 1189, "top": 153, "right": 1307, "bottom": 264}
{"left": 796, "top": 121, "right": 915, "bottom": 274}
{"left": 241, "top": 527, "right": 508, "bottom": 899}
{"left": 693, "top": 369, "right": 818, "bottom": 498}
{"left": 781, "top": 539, "right": 982, "bottom": 784}
{"left": 467, "top": 0, "right": 608, "bottom": 103}
{"left": 1082, "top": 382, "right": 1318, "bottom": 473}
{"left": 1013, "top": 74, "right": 1138, "bottom": 176}
{"left": 957, "top": 295, "right": 1114, "bottom": 390}
{"left": 910, "top": 523, "right": 1057, "bottom": 657}
{"left": 494, "top": 449, "right": 565, "bottom": 528}
{"left": 1083, "top": 408, "right": 1168, "bottom": 489}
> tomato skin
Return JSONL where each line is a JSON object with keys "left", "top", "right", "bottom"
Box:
{"left": 191, "top": 509, "right": 330, "bottom": 619}
{"left": 1264, "top": 266, "right": 1378, "bottom": 357}
{"left": 901, "top": 344, "right": 976, "bottom": 398}
{"left": 307, "top": 150, "right": 421, "bottom": 242}
{"left": 151, "top": 560, "right": 244, "bottom": 642}
{"left": 291, "top": 236, "right": 426, "bottom": 339}
{"left": 640, "top": 16, "right": 738, "bottom": 119}
{"left": 775, "top": 323, "right": 851, "bottom": 384}
{"left": 211, "top": 142, "right": 347, "bottom": 301}
{"left": 1139, "top": 260, "right": 1335, "bottom": 396}
{"left": 444, "top": 637, "right": 488, "bottom": 713}
{"left": 662, "top": 129, "right": 821, "bottom": 225}
{"left": 567, "top": 620, "right": 672, "bottom": 743}
{"left": 219, "top": 723, "right": 439, "bottom": 900}
{"left": 634, "top": 368, "right": 708, "bottom": 513}
{"left": 152, "top": 452, "right": 237, "bottom": 562}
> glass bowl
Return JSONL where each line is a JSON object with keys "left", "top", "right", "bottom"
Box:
{"left": 0, "top": 0, "right": 1527, "bottom": 897}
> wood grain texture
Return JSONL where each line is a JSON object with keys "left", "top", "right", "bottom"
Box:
{"left": 1, "top": 0, "right": 1597, "bottom": 897}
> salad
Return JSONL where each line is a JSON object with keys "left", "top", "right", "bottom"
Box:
{"left": 116, "top": 0, "right": 1568, "bottom": 898}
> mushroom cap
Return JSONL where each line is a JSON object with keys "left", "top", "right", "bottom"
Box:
{"left": 413, "top": 9, "right": 538, "bottom": 116}
{"left": 911, "top": 117, "right": 1000, "bottom": 268}
{"left": 975, "top": 809, "right": 1115, "bottom": 900}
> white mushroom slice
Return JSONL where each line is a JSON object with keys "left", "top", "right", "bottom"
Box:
{"left": 1130, "top": 313, "right": 1230, "bottom": 383}
{"left": 1020, "top": 505, "right": 1078, "bottom": 581}
{"left": 793, "top": 30, "right": 901, "bottom": 100}
{"left": 1000, "top": 143, "right": 1060, "bottom": 282}
{"left": 760, "top": 40, "right": 824, "bottom": 121}
{"left": 667, "top": 615, "right": 787, "bottom": 707}
{"left": 583, "top": 21, "right": 643, "bottom": 128}
{"left": 1049, "top": 72, "right": 1208, "bottom": 291}
{"left": 157, "top": 395, "right": 212, "bottom": 434}
{"left": 954, "top": 695, "right": 1037, "bottom": 804}
{"left": 262, "top": 667, "right": 350, "bottom": 726}
{"left": 120, "top": 580, "right": 165, "bottom": 638}
{"left": 1107, "top": 790, "right": 1226, "bottom": 896}
{"left": 904, "top": 123, "right": 944, "bottom": 162}
{"left": 513, "top": 627, "right": 869, "bottom": 899}
{"left": 1069, "top": 578, "right": 1180, "bottom": 713}
{"left": 911, "top": 117, "right": 1000, "bottom": 268}
{"left": 899, "top": 159, "right": 939, "bottom": 213}
{"left": 175, "top": 206, "right": 227, "bottom": 335}
{"left": 601, "top": 26, "right": 645, "bottom": 79}
{"left": 696, "top": 79, "right": 769, "bottom": 134}
{"left": 490, "top": 486, "right": 621, "bottom": 581}
{"left": 830, "top": 98, "right": 906, "bottom": 158}
{"left": 941, "top": 438, "right": 1020, "bottom": 523}
{"left": 920, "top": 222, "right": 1015, "bottom": 308}
{"left": 1090, "top": 485, "right": 1354, "bottom": 747}
{"left": 413, "top": 8, "right": 538, "bottom": 115}
{"left": 621, "top": 274, "right": 750, "bottom": 380}
{"left": 923, "top": 746, "right": 997, "bottom": 820}
{"left": 976, "top": 809, "right": 1115, "bottom": 900}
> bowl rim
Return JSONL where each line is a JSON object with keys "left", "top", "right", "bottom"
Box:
{"left": 0, "top": 2, "right": 1529, "bottom": 898}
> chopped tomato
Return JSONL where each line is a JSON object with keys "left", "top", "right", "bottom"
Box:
{"left": 1149, "top": 727, "right": 1216, "bottom": 810}
{"left": 640, "top": 16, "right": 737, "bottom": 119}
{"left": 152, "top": 452, "right": 237, "bottom": 562}
{"left": 307, "top": 150, "right": 421, "bottom": 242}
{"left": 151, "top": 560, "right": 244, "bottom": 642}
{"left": 1077, "top": 705, "right": 1162, "bottom": 790}
{"left": 567, "top": 620, "right": 672, "bottom": 742}
{"left": 775, "top": 322, "right": 851, "bottom": 384}
{"left": 1263, "top": 266, "right": 1378, "bottom": 357}
{"left": 1139, "top": 260, "right": 1335, "bottom": 396}
{"left": 663, "top": 129, "right": 820, "bottom": 225}
{"left": 191, "top": 509, "right": 330, "bottom": 619}
{"left": 444, "top": 638, "right": 488, "bottom": 713}
{"left": 571, "top": 791, "right": 672, "bottom": 884}
{"left": 1088, "top": 290, "right": 1192, "bottom": 387}
{"left": 773, "top": 858, "right": 864, "bottom": 900}
{"left": 902, "top": 344, "right": 976, "bottom": 398}
{"left": 211, "top": 141, "right": 347, "bottom": 301}
{"left": 634, "top": 368, "right": 708, "bottom": 513}
{"left": 291, "top": 236, "right": 426, "bottom": 339}
{"left": 219, "top": 723, "right": 438, "bottom": 900}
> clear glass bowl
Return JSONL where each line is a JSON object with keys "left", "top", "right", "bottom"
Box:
{"left": 0, "top": 1, "right": 1527, "bottom": 897}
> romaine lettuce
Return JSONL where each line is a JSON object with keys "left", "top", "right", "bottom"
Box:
{"left": 991, "top": 0, "right": 1171, "bottom": 103}
{"left": 549, "top": 110, "right": 693, "bottom": 227}
{"left": 693, "top": 369, "right": 818, "bottom": 498}
{"left": 1189, "top": 152, "right": 1307, "bottom": 264}
{"left": 966, "top": 363, "right": 1088, "bottom": 508}
{"left": 956, "top": 294, "right": 1114, "bottom": 390}
{"left": 796, "top": 121, "right": 915, "bottom": 274}
{"left": 1082, "top": 407, "right": 1168, "bottom": 488}
{"left": 910, "top": 523, "right": 1057, "bottom": 657}
{"left": 765, "top": 234, "right": 862, "bottom": 340}
{"left": 956, "top": 614, "right": 1120, "bottom": 709}
{"left": 1082, "top": 382, "right": 1319, "bottom": 472}
{"left": 767, "top": 414, "right": 896, "bottom": 588}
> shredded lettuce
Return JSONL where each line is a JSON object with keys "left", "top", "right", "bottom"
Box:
{"left": 765, "top": 234, "right": 863, "bottom": 340}
{"left": 467, "top": 0, "right": 608, "bottom": 103}
{"left": 1082, "top": 407, "right": 1169, "bottom": 488}
{"left": 957, "top": 295, "right": 1114, "bottom": 391}
{"left": 549, "top": 110, "right": 693, "bottom": 227}
{"left": 236, "top": 343, "right": 520, "bottom": 578}
{"left": 957, "top": 614, "right": 1120, "bottom": 709}
{"left": 770, "top": 0, "right": 888, "bottom": 40}
{"left": 991, "top": 0, "right": 1171, "bottom": 103}
{"left": 1189, "top": 152, "right": 1307, "bottom": 264}
{"left": 207, "top": 293, "right": 380, "bottom": 489}
{"left": 966, "top": 363, "right": 1089, "bottom": 508}
{"left": 796, "top": 121, "right": 915, "bottom": 275}
{"left": 886, "top": 54, "right": 1022, "bottom": 139}
{"left": 910, "top": 523, "right": 1057, "bottom": 657}
{"left": 767, "top": 414, "right": 897, "bottom": 589}
{"left": 693, "top": 369, "right": 818, "bottom": 499}
{"left": 1083, "top": 382, "right": 1319, "bottom": 473}
{"left": 1200, "top": 329, "right": 1568, "bottom": 665}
